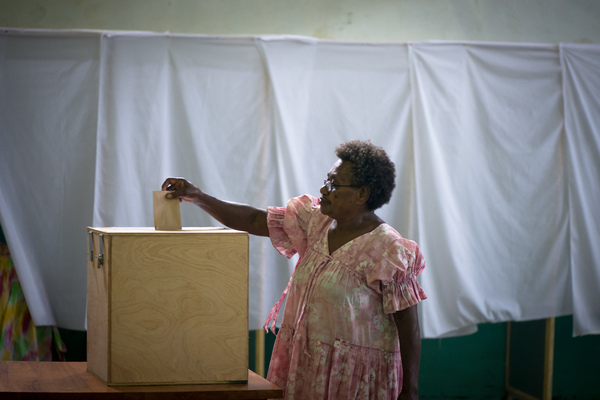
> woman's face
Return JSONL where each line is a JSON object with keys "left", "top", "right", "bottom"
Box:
{"left": 319, "top": 160, "right": 360, "bottom": 219}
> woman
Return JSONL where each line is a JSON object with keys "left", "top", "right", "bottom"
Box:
{"left": 162, "top": 140, "right": 426, "bottom": 400}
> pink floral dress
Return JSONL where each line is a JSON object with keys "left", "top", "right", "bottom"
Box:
{"left": 264, "top": 195, "right": 427, "bottom": 400}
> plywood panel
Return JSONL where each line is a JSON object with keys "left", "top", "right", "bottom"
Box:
{"left": 86, "top": 228, "right": 249, "bottom": 386}
{"left": 0, "top": 362, "right": 283, "bottom": 399}
{"left": 86, "top": 232, "right": 110, "bottom": 383}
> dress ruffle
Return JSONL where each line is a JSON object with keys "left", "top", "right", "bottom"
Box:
{"left": 382, "top": 276, "right": 428, "bottom": 314}
{"left": 267, "top": 195, "right": 320, "bottom": 260}
{"left": 267, "top": 206, "right": 298, "bottom": 259}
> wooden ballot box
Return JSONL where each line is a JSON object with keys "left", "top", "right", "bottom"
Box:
{"left": 86, "top": 227, "right": 249, "bottom": 386}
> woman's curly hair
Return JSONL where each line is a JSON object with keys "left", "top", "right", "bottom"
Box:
{"left": 335, "top": 140, "right": 396, "bottom": 211}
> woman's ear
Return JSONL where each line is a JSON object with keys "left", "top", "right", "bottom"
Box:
{"left": 356, "top": 186, "right": 370, "bottom": 206}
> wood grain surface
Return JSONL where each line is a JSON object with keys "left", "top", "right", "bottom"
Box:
{"left": 0, "top": 362, "right": 282, "bottom": 399}
{"left": 86, "top": 228, "right": 249, "bottom": 386}
{"left": 87, "top": 231, "right": 111, "bottom": 383}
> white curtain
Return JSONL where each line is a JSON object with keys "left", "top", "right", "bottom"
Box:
{"left": 0, "top": 30, "right": 99, "bottom": 328}
{"left": 410, "top": 42, "right": 571, "bottom": 337}
{"left": 561, "top": 44, "right": 600, "bottom": 336}
{"left": 1, "top": 29, "right": 599, "bottom": 337}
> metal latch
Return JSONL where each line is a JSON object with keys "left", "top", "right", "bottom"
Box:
{"left": 86, "top": 231, "right": 104, "bottom": 268}
{"left": 97, "top": 233, "right": 104, "bottom": 267}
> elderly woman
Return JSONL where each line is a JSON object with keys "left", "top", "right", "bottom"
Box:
{"left": 162, "top": 140, "right": 426, "bottom": 400}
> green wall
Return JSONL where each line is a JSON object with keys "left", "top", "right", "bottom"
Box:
{"left": 552, "top": 318, "right": 600, "bottom": 399}
{"left": 420, "top": 323, "right": 507, "bottom": 399}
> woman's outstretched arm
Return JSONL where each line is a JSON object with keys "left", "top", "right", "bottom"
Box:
{"left": 162, "top": 177, "right": 269, "bottom": 237}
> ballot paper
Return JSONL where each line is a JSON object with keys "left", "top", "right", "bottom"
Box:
{"left": 153, "top": 191, "right": 182, "bottom": 230}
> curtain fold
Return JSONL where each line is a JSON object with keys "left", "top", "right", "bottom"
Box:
{"left": 1, "top": 29, "right": 599, "bottom": 337}
{"left": 561, "top": 44, "right": 600, "bottom": 336}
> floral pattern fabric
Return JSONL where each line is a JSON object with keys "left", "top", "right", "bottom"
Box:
{"left": 1, "top": 242, "right": 66, "bottom": 361}
{"left": 265, "top": 195, "right": 427, "bottom": 400}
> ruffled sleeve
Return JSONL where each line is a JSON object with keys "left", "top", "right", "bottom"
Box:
{"left": 365, "top": 227, "right": 427, "bottom": 314}
{"left": 267, "top": 194, "right": 320, "bottom": 259}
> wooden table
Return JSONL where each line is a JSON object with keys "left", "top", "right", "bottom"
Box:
{"left": 0, "top": 362, "right": 283, "bottom": 399}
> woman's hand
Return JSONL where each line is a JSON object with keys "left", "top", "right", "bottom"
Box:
{"left": 161, "top": 177, "right": 201, "bottom": 204}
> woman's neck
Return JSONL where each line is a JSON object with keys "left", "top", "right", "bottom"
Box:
{"left": 332, "top": 210, "right": 382, "bottom": 232}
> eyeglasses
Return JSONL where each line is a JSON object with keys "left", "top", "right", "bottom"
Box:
{"left": 323, "top": 179, "right": 360, "bottom": 193}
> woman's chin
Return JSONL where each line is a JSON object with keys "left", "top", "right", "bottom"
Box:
{"left": 319, "top": 204, "right": 331, "bottom": 217}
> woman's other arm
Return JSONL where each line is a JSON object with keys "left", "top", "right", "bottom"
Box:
{"left": 394, "top": 304, "right": 421, "bottom": 400}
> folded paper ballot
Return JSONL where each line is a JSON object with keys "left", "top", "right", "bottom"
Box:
{"left": 153, "top": 191, "right": 182, "bottom": 230}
